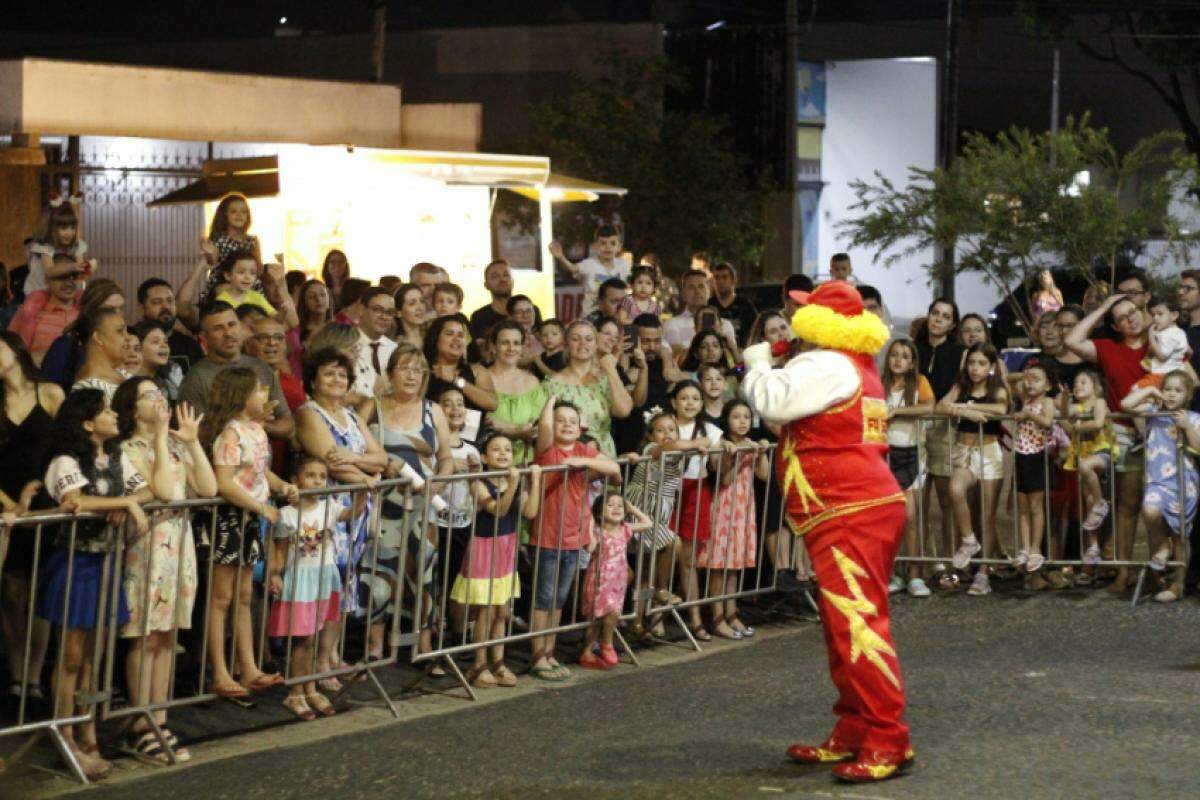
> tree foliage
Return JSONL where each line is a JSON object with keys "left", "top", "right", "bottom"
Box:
{"left": 840, "top": 116, "right": 1198, "bottom": 334}
{"left": 521, "top": 57, "right": 771, "bottom": 274}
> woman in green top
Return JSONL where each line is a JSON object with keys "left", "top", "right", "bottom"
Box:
{"left": 541, "top": 319, "right": 633, "bottom": 458}
{"left": 486, "top": 320, "right": 546, "bottom": 466}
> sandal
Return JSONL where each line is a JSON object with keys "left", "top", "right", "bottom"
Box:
{"left": 468, "top": 667, "right": 498, "bottom": 688}
{"left": 490, "top": 663, "right": 518, "bottom": 687}
{"left": 1081, "top": 500, "right": 1109, "bottom": 531}
{"left": 212, "top": 681, "right": 250, "bottom": 698}
{"left": 126, "top": 730, "right": 171, "bottom": 766}
{"left": 729, "top": 618, "right": 755, "bottom": 638}
{"left": 282, "top": 694, "right": 316, "bottom": 721}
{"left": 690, "top": 625, "right": 712, "bottom": 642}
{"left": 74, "top": 750, "right": 113, "bottom": 781}
{"left": 318, "top": 677, "right": 344, "bottom": 693}
{"left": 424, "top": 661, "right": 447, "bottom": 678}
{"left": 304, "top": 691, "right": 337, "bottom": 717}
{"left": 159, "top": 728, "right": 192, "bottom": 762}
{"left": 653, "top": 589, "right": 683, "bottom": 605}
{"left": 713, "top": 622, "right": 743, "bottom": 641}
{"left": 529, "top": 663, "right": 566, "bottom": 682}
{"left": 245, "top": 672, "right": 284, "bottom": 693}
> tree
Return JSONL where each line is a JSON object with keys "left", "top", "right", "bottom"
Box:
{"left": 840, "top": 116, "right": 1198, "bottom": 335}
{"left": 521, "top": 57, "right": 771, "bottom": 273}
{"left": 1019, "top": 0, "right": 1200, "bottom": 160}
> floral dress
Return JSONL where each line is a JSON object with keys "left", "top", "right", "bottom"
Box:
{"left": 303, "top": 401, "right": 373, "bottom": 613}
{"left": 120, "top": 438, "right": 199, "bottom": 636}
{"left": 1142, "top": 406, "right": 1200, "bottom": 536}
{"left": 543, "top": 375, "right": 615, "bottom": 457}
{"left": 581, "top": 523, "right": 633, "bottom": 618}
{"left": 699, "top": 447, "right": 758, "bottom": 570}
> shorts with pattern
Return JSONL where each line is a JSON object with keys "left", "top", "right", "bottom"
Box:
{"left": 950, "top": 439, "right": 1005, "bottom": 481}
{"left": 201, "top": 504, "right": 263, "bottom": 567}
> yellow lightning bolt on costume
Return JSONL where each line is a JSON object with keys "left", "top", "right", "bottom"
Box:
{"left": 780, "top": 437, "right": 824, "bottom": 514}
{"left": 819, "top": 546, "right": 900, "bottom": 690}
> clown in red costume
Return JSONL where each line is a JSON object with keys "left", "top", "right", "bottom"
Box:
{"left": 740, "top": 281, "right": 913, "bottom": 783}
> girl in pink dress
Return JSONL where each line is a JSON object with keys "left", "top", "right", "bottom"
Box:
{"left": 579, "top": 494, "right": 652, "bottom": 670}
{"left": 700, "top": 400, "right": 769, "bottom": 640}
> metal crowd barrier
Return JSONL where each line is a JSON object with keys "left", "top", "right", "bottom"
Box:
{"left": 897, "top": 410, "right": 1192, "bottom": 606}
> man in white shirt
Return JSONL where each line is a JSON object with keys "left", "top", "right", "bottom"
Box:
{"left": 663, "top": 269, "right": 738, "bottom": 353}
{"left": 552, "top": 225, "right": 630, "bottom": 315}
{"left": 356, "top": 286, "right": 397, "bottom": 400}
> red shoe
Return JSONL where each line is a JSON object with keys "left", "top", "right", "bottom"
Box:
{"left": 785, "top": 738, "right": 855, "bottom": 764}
{"left": 578, "top": 650, "right": 608, "bottom": 670}
{"left": 831, "top": 749, "right": 915, "bottom": 782}
{"left": 599, "top": 644, "right": 619, "bottom": 667}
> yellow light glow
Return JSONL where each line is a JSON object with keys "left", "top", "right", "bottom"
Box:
{"left": 205, "top": 146, "right": 555, "bottom": 319}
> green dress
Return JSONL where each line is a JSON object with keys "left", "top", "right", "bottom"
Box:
{"left": 543, "top": 375, "right": 616, "bottom": 457}
{"left": 493, "top": 383, "right": 549, "bottom": 466}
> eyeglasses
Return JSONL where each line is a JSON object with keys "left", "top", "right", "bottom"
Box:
{"left": 137, "top": 388, "right": 164, "bottom": 402}
{"left": 392, "top": 365, "right": 425, "bottom": 376}
{"left": 253, "top": 333, "right": 286, "bottom": 342}
{"left": 1118, "top": 287, "right": 1147, "bottom": 296}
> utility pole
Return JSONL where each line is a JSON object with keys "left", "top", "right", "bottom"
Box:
{"left": 371, "top": 0, "right": 388, "bottom": 83}
{"left": 939, "top": 0, "right": 960, "bottom": 299}
{"left": 785, "top": 0, "right": 800, "bottom": 275}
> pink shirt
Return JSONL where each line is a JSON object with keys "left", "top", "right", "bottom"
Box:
{"left": 10, "top": 291, "right": 78, "bottom": 355}
{"left": 532, "top": 440, "right": 601, "bottom": 551}
{"left": 213, "top": 418, "right": 272, "bottom": 503}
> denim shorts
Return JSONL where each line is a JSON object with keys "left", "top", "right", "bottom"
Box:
{"left": 532, "top": 547, "right": 580, "bottom": 611}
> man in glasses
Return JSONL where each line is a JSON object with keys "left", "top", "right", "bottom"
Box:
{"left": 355, "top": 286, "right": 397, "bottom": 399}
{"left": 246, "top": 315, "right": 306, "bottom": 471}
{"left": 1065, "top": 273, "right": 1151, "bottom": 595}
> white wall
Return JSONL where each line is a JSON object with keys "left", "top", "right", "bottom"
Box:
{"left": 820, "top": 58, "right": 970, "bottom": 320}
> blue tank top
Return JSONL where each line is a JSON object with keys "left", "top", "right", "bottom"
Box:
{"left": 475, "top": 480, "right": 518, "bottom": 539}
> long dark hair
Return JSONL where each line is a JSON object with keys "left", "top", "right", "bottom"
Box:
{"left": 915, "top": 297, "right": 960, "bottom": 344}
{"left": 208, "top": 193, "right": 252, "bottom": 239}
{"left": 112, "top": 375, "right": 157, "bottom": 441}
{"left": 299, "top": 279, "right": 332, "bottom": 342}
{"left": 199, "top": 367, "right": 259, "bottom": 451}
{"left": 320, "top": 249, "right": 350, "bottom": 290}
{"left": 881, "top": 338, "right": 920, "bottom": 406}
{"left": 681, "top": 330, "right": 729, "bottom": 372}
{"left": 955, "top": 343, "right": 1006, "bottom": 405}
{"left": 0, "top": 331, "right": 46, "bottom": 442}
{"left": 49, "top": 388, "right": 118, "bottom": 478}
{"left": 719, "top": 399, "right": 753, "bottom": 442}
{"left": 423, "top": 314, "right": 470, "bottom": 373}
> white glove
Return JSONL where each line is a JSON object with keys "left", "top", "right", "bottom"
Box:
{"left": 742, "top": 342, "right": 773, "bottom": 370}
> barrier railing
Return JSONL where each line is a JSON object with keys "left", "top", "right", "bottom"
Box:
{"left": 898, "top": 409, "right": 1192, "bottom": 606}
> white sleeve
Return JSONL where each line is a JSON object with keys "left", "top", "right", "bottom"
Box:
{"left": 740, "top": 350, "right": 861, "bottom": 426}
{"left": 1163, "top": 328, "right": 1189, "bottom": 361}
{"left": 120, "top": 453, "right": 149, "bottom": 494}
{"left": 45, "top": 456, "right": 88, "bottom": 501}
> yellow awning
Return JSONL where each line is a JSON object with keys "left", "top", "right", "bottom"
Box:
{"left": 508, "top": 172, "right": 628, "bottom": 203}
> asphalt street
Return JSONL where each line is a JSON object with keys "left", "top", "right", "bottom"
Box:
{"left": 29, "top": 584, "right": 1200, "bottom": 800}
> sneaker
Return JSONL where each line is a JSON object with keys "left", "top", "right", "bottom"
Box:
{"left": 1154, "top": 589, "right": 1180, "bottom": 604}
{"left": 888, "top": 575, "right": 905, "bottom": 595}
{"left": 967, "top": 570, "right": 991, "bottom": 596}
{"left": 1081, "top": 500, "right": 1110, "bottom": 531}
{"left": 907, "top": 578, "right": 931, "bottom": 598}
{"left": 599, "top": 644, "right": 619, "bottom": 667}
{"left": 1026, "top": 553, "right": 1045, "bottom": 573}
{"left": 578, "top": 650, "right": 608, "bottom": 670}
{"left": 1011, "top": 550, "right": 1029, "bottom": 568}
{"left": 1082, "top": 545, "right": 1102, "bottom": 566}
{"left": 952, "top": 535, "right": 982, "bottom": 570}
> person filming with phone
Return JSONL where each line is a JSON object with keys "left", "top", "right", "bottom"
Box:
{"left": 663, "top": 269, "right": 739, "bottom": 358}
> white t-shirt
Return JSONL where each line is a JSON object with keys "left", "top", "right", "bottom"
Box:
{"left": 273, "top": 500, "right": 339, "bottom": 572}
{"left": 45, "top": 453, "right": 147, "bottom": 503}
{"left": 1149, "top": 326, "right": 1189, "bottom": 373}
{"left": 576, "top": 257, "right": 631, "bottom": 314}
{"left": 436, "top": 438, "right": 480, "bottom": 529}
{"left": 677, "top": 420, "right": 723, "bottom": 480}
{"left": 663, "top": 310, "right": 738, "bottom": 351}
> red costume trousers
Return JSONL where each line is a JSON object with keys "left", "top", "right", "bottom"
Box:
{"left": 805, "top": 500, "right": 911, "bottom": 755}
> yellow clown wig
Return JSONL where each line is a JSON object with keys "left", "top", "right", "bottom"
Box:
{"left": 788, "top": 281, "right": 890, "bottom": 356}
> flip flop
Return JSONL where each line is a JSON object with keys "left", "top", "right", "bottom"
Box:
{"left": 529, "top": 665, "right": 566, "bottom": 682}
{"left": 211, "top": 682, "right": 250, "bottom": 698}
{"left": 245, "top": 673, "right": 284, "bottom": 693}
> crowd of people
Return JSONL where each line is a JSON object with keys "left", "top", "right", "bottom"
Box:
{"left": 0, "top": 193, "right": 1197, "bottom": 780}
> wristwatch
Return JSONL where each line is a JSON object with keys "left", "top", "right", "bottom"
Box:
{"left": 454, "top": 377, "right": 466, "bottom": 390}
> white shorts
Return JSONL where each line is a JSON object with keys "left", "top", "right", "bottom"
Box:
{"left": 951, "top": 440, "right": 1005, "bottom": 481}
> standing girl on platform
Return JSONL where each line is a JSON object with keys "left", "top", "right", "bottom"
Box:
{"left": 937, "top": 343, "right": 1010, "bottom": 596}
{"left": 450, "top": 434, "right": 542, "bottom": 688}
{"left": 701, "top": 400, "right": 766, "bottom": 640}
{"left": 38, "top": 389, "right": 152, "bottom": 780}
{"left": 114, "top": 381, "right": 216, "bottom": 764}
{"left": 579, "top": 493, "right": 652, "bottom": 670}
{"left": 882, "top": 338, "right": 935, "bottom": 596}
{"left": 1062, "top": 369, "right": 1114, "bottom": 567}
{"left": 670, "top": 380, "right": 723, "bottom": 640}
{"left": 1123, "top": 371, "right": 1200, "bottom": 602}
{"left": 200, "top": 368, "right": 298, "bottom": 698}
{"left": 1011, "top": 362, "right": 1056, "bottom": 574}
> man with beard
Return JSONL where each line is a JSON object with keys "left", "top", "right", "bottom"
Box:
{"left": 137, "top": 278, "right": 204, "bottom": 374}
{"left": 469, "top": 259, "right": 514, "bottom": 342}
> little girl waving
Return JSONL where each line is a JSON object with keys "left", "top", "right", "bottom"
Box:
{"left": 579, "top": 493, "right": 652, "bottom": 669}
{"left": 1062, "top": 369, "right": 1115, "bottom": 565}
{"left": 700, "top": 400, "right": 767, "bottom": 640}
{"left": 200, "top": 367, "right": 299, "bottom": 698}
{"left": 1011, "top": 361, "right": 1056, "bottom": 574}
{"left": 937, "top": 343, "right": 1009, "bottom": 596}
{"left": 38, "top": 389, "right": 152, "bottom": 780}
{"left": 268, "top": 455, "right": 348, "bottom": 720}
{"left": 450, "top": 434, "right": 542, "bottom": 688}
{"left": 1123, "top": 370, "right": 1200, "bottom": 602}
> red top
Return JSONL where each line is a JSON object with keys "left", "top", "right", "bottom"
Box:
{"left": 10, "top": 291, "right": 78, "bottom": 355}
{"left": 532, "top": 440, "right": 600, "bottom": 551}
{"left": 1092, "top": 338, "right": 1148, "bottom": 421}
{"left": 270, "top": 368, "right": 308, "bottom": 476}
{"left": 776, "top": 351, "right": 902, "bottom": 536}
